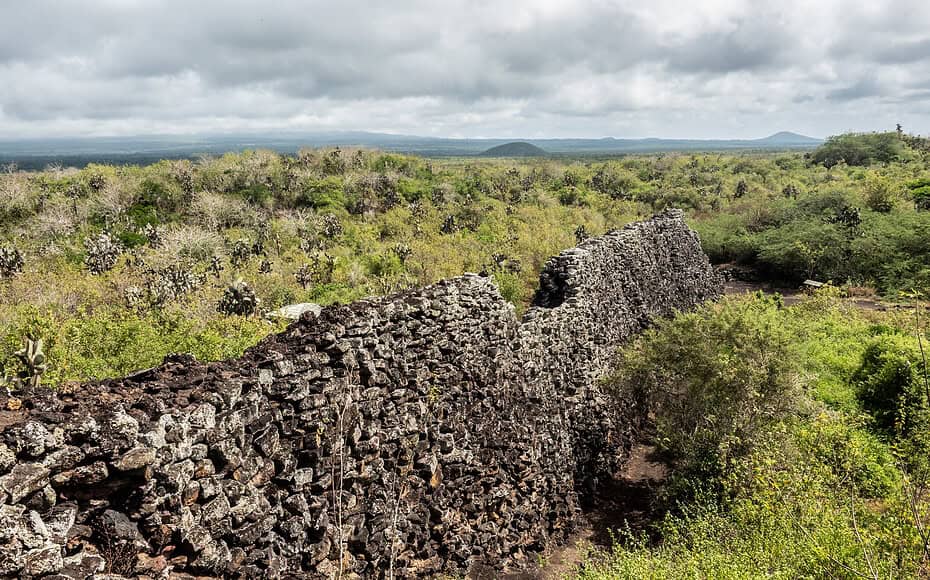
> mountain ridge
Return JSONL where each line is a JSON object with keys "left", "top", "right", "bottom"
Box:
{"left": 0, "top": 130, "right": 824, "bottom": 169}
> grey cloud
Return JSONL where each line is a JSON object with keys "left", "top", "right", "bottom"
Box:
{"left": 664, "top": 20, "right": 794, "bottom": 74}
{"left": 1, "top": 0, "right": 929, "bottom": 138}
{"left": 827, "top": 78, "right": 883, "bottom": 102}
{"left": 873, "top": 38, "right": 930, "bottom": 64}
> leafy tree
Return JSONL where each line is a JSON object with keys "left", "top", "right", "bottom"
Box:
{"left": 906, "top": 178, "right": 930, "bottom": 211}
{"left": 603, "top": 295, "right": 801, "bottom": 479}
{"left": 863, "top": 173, "right": 897, "bottom": 213}
{"left": 811, "top": 132, "right": 904, "bottom": 168}
{"left": 854, "top": 335, "right": 927, "bottom": 435}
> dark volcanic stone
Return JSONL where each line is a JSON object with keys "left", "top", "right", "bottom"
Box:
{"left": 0, "top": 211, "right": 719, "bottom": 579}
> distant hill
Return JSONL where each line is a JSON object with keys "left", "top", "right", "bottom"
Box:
{"left": 756, "top": 131, "right": 822, "bottom": 146}
{"left": 478, "top": 142, "right": 548, "bottom": 157}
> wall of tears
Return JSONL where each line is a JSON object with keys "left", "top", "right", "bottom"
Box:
{"left": 0, "top": 209, "right": 720, "bottom": 579}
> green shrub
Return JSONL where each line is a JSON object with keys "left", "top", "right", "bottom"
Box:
{"left": 558, "top": 186, "right": 588, "bottom": 206}
{"left": 853, "top": 335, "right": 930, "bottom": 463}
{"left": 492, "top": 270, "right": 524, "bottom": 305}
{"left": 796, "top": 412, "right": 898, "bottom": 497}
{"left": 754, "top": 219, "right": 847, "bottom": 281}
{"left": 298, "top": 176, "right": 346, "bottom": 210}
{"left": 811, "top": 132, "right": 904, "bottom": 168}
{"left": 863, "top": 173, "right": 897, "bottom": 212}
{"left": 238, "top": 184, "right": 272, "bottom": 206}
{"left": 692, "top": 215, "right": 756, "bottom": 264}
{"left": 136, "top": 178, "right": 187, "bottom": 214}
{"left": 911, "top": 185, "right": 930, "bottom": 211}
{"left": 364, "top": 254, "right": 403, "bottom": 278}
{"left": 603, "top": 295, "right": 802, "bottom": 479}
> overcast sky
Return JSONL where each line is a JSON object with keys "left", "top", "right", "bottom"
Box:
{"left": 2, "top": 0, "right": 929, "bottom": 139}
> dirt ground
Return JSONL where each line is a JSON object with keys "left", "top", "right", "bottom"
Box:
{"left": 510, "top": 444, "right": 668, "bottom": 580}
{"left": 722, "top": 280, "right": 893, "bottom": 311}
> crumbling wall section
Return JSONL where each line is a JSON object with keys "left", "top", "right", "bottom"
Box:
{"left": 0, "top": 210, "right": 719, "bottom": 579}
{"left": 522, "top": 209, "right": 723, "bottom": 488}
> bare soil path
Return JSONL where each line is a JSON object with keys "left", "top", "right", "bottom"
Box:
{"left": 723, "top": 280, "right": 890, "bottom": 310}
{"left": 512, "top": 444, "right": 669, "bottom": 579}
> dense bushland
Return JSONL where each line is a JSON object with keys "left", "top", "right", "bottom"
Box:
{"left": 583, "top": 290, "right": 930, "bottom": 579}
{"left": 0, "top": 149, "right": 638, "bottom": 387}
{"left": 2, "top": 132, "right": 930, "bottom": 387}
{"left": 692, "top": 132, "right": 930, "bottom": 291}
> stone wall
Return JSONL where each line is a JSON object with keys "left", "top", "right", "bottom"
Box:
{"left": 0, "top": 209, "right": 720, "bottom": 579}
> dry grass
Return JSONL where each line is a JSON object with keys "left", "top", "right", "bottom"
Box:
{"left": 87, "top": 180, "right": 136, "bottom": 226}
{"left": 191, "top": 191, "right": 258, "bottom": 231}
{"left": 151, "top": 224, "right": 224, "bottom": 265}
{"left": 28, "top": 200, "right": 81, "bottom": 241}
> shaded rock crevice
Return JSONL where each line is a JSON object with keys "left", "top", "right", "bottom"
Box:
{"left": 0, "top": 209, "right": 719, "bottom": 579}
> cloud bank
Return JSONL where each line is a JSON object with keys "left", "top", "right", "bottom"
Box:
{"left": 2, "top": 0, "right": 929, "bottom": 138}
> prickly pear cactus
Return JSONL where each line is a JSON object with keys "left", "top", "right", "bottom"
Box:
{"left": 87, "top": 172, "right": 107, "bottom": 192}
{"left": 440, "top": 214, "right": 458, "bottom": 234}
{"left": 14, "top": 338, "right": 47, "bottom": 390}
{"left": 574, "top": 224, "right": 589, "bottom": 244}
{"left": 392, "top": 243, "right": 412, "bottom": 263}
{"left": 142, "top": 223, "right": 162, "bottom": 247}
{"left": 171, "top": 160, "right": 195, "bottom": 195}
{"left": 319, "top": 213, "right": 343, "bottom": 239}
{"left": 84, "top": 232, "right": 122, "bottom": 275}
{"left": 217, "top": 278, "right": 259, "bottom": 316}
{"left": 144, "top": 264, "right": 203, "bottom": 306}
{"left": 209, "top": 255, "right": 224, "bottom": 278}
{"left": 229, "top": 238, "right": 252, "bottom": 268}
{"left": 0, "top": 245, "right": 24, "bottom": 279}
{"left": 294, "top": 264, "right": 313, "bottom": 289}
{"left": 123, "top": 285, "right": 144, "bottom": 309}
{"left": 294, "top": 252, "right": 335, "bottom": 289}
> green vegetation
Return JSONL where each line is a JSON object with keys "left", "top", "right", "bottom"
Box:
{"left": 0, "top": 149, "right": 636, "bottom": 385}
{"left": 2, "top": 132, "right": 930, "bottom": 576}
{"left": 582, "top": 290, "right": 930, "bottom": 579}
{"left": 1, "top": 129, "right": 929, "bottom": 388}
{"left": 810, "top": 132, "right": 907, "bottom": 168}
{"left": 607, "top": 294, "right": 802, "bottom": 483}
{"left": 691, "top": 132, "right": 930, "bottom": 291}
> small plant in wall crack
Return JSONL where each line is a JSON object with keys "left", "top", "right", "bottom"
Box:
{"left": 329, "top": 380, "right": 354, "bottom": 580}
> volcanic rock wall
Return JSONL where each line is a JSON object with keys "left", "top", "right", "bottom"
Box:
{"left": 0, "top": 209, "right": 719, "bottom": 579}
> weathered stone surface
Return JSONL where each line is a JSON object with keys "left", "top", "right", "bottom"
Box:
{"left": 113, "top": 447, "right": 157, "bottom": 472}
{"left": 43, "top": 505, "right": 77, "bottom": 544}
{"left": 0, "top": 444, "right": 15, "bottom": 473}
{"left": 60, "top": 552, "right": 106, "bottom": 578}
{"left": 52, "top": 461, "right": 107, "bottom": 486}
{"left": 0, "top": 211, "right": 719, "bottom": 579}
{"left": 23, "top": 545, "right": 63, "bottom": 576}
{"left": 98, "top": 509, "right": 145, "bottom": 546}
{"left": 0, "top": 463, "right": 51, "bottom": 503}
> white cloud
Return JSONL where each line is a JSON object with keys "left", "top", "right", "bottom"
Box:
{"left": 1, "top": 0, "right": 929, "bottom": 139}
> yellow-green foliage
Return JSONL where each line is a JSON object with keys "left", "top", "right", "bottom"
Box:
{"left": 577, "top": 292, "right": 930, "bottom": 579}
{"left": 604, "top": 294, "right": 803, "bottom": 477}
{"left": 3, "top": 144, "right": 930, "bottom": 386}
{"left": 0, "top": 149, "right": 641, "bottom": 385}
